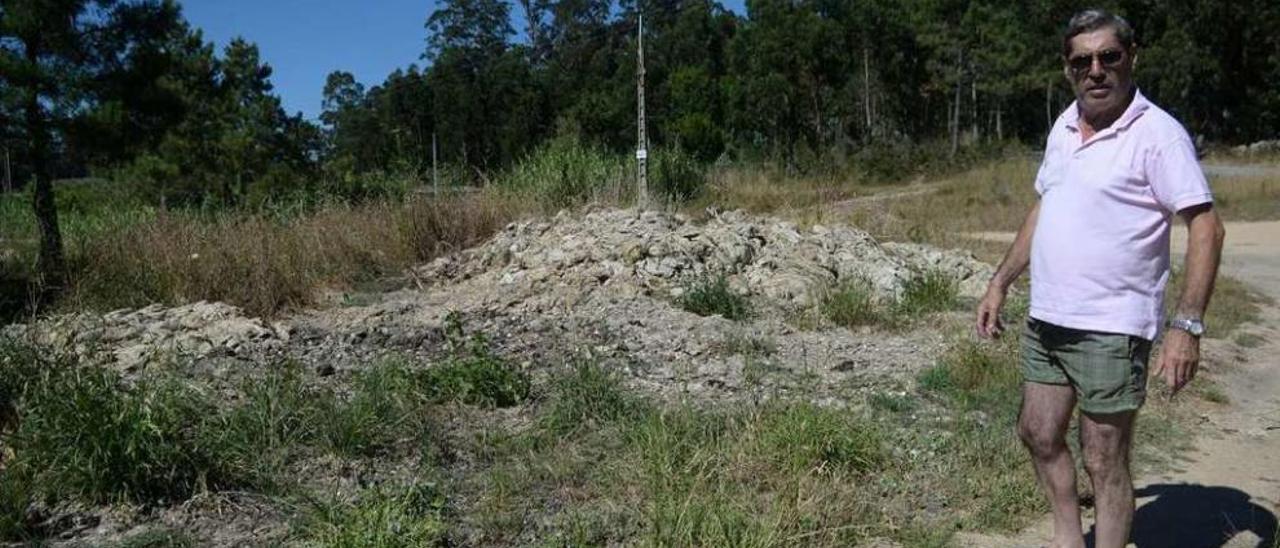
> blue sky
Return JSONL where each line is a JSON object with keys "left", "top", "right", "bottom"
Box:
{"left": 180, "top": 0, "right": 748, "bottom": 120}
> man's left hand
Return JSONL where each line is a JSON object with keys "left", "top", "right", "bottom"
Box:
{"left": 1154, "top": 328, "right": 1200, "bottom": 395}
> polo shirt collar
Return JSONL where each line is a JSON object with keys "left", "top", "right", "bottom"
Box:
{"left": 1064, "top": 88, "right": 1150, "bottom": 134}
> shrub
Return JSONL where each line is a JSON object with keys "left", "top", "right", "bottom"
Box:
{"left": 499, "top": 137, "right": 628, "bottom": 209}
{"left": 651, "top": 147, "right": 708, "bottom": 202}
{"left": 676, "top": 274, "right": 752, "bottom": 321}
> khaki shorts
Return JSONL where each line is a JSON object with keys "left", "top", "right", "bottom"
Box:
{"left": 1021, "top": 318, "right": 1152, "bottom": 414}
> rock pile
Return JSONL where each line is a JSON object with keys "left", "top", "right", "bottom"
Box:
{"left": 5, "top": 209, "right": 993, "bottom": 391}
{"left": 416, "top": 208, "right": 992, "bottom": 307}
{"left": 3, "top": 301, "right": 288, "bottom": 371}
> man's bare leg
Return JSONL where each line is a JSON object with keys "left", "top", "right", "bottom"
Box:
{"left": 1018, "top": 382, "right": 1084, "bottom": 548}
{"left": 1080, "top": 410, "right": 1137, "bottom": 548}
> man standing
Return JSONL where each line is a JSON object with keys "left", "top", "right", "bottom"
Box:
{"left": 974, "top": 9, "right": 1225, "bottom": 548}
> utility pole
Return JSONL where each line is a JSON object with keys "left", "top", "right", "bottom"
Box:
{"left": 432, "top": 131, "right": 439, "bottom": 196}
{"left": 635, "top": 12, "right": 649, "bottom": 208}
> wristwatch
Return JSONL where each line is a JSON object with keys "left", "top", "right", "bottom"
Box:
{"left": 1167, "top": 316, "right": 1206, "bottom": 337}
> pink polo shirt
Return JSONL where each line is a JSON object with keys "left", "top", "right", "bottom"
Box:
{"left": 1030, "top": 90, "right": 1213, "bottom": 340}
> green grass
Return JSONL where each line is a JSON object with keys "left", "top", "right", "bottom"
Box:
{"left": 719, "top": 328, "right": 777, "bottom": 358}
{"left": 295, "top": 482, "right": 447, "bottom": 547}
{"left": 896, "top": 269, "right": 961, "bottom": 317}
{"left": 0, "top": 342, "right": 223, "bottom": 504}
{"left": 821, "top": 278, "right": 885, "bottom": 328}
{"left": 912, "top": 336, "right": 1044, "bottom": 531}
{"left": 821, "top": 270, "right": 960, "bottom": 330}
{"left": 1234, "top": 332, "right": 1265, "bottom": 348}
{"left": 540, "top": 360, "right": 643, "bottom": 436}
{"left": 676, "top": 274, "right": 752, "bottom": 321}
{"left": 114, "top": 528, "right": 197, "bottom": 548}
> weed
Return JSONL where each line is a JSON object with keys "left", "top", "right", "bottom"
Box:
{"left": 425, "top": 322, "right": 529, "bottom": 408}
{"left": 0, "top": 466, "right": 36, "bottom": 541}
{"left": 317, "top": 358, "right": 426, "bottom": 457}
{"left": 753, "top": 402, "right": 885, "bottom": 475}
{"left": 821, "top": 278, "right": 885, "bottom": 328}
{"left": 719, "top": 329, "right": 777, "bottom": 357}
{"left": 541, "top": 360, "right": 642, "bottom": 436}
{"left": 1197, "top": 382, "right": 1230, "bottom": 404}
{"left": 208, "top": 363, "right": 318, "bottom": 489}
{"left": 920, "top": 339, "right": 1021, "bottom": 410}
{"left": 895, "top": 270, "right": 959, "bottom": 318}
{"left": 296, "top": 482, "right": 447, "bottom": 548}
{"left": 114, "top": 528, "right": 197, "bottom": 548}
{"left": 1234, "top": 332, "right": 1264, "bottom": 348}
{"left": 0, "top": 347, "right": 219, "bottom": 503}
{"left": 868, "top": 391, "right": 917, "bottom": 413}
{"left": 499, "top": 137, "right": 628, "bottom": 209}
{"left": 676, "top": 274, "right": 752, "bottom": 321}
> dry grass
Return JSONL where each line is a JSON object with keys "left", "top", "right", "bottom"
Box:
{"left": 690, "top": 165, "right": 869, "bottom": 216}
{"left": 1210, "top": 175, "right": 1280, "bottom": 222}
{"left": 64, "top": 192, "right": 525, "bottom": 318}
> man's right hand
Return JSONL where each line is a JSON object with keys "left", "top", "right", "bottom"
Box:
{"left": 975, "top": 285, "right": 1006, "bottom": 339}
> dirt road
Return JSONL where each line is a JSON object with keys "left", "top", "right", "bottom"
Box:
{"left": 960, "top": 220, "right": 1280, "bottom": 548}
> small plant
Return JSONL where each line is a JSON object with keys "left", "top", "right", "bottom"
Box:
{"left": 296, "top": 482, "right": 447, "bottom": 548}
{"left": 425, "top": 313, "right": 530, "bottom": 407}
{"left": 868, "top": 391, "right": 917, "bottom": 414}
{"left": 676, "top": 274, "right": 752, "bottom": 321}
{"left": 208, "top": 363, "right": 319, "bottom": 489}
{"left": 754, "top": 402, "right": 885, "bottom": 475}
{"left": 114, "top": 528, "right": 197, "bottom": 548}
{"left": 317, "top": 358, "right": 425, "bottom": 457}
{"left": 542, "top": 360, "right": 643, "bottom": 435}
{"left": 720, "top": 329, "right": 777, "bottom": 357}
{"left": 1197, "top": 383, "right": 1230, "bottom": 404}
{"left": 1233, "top": 332, "right": 1264, "bottom": 348}
{"left": 895, "top": 270, "right": 959, "bottom": 318}
{"left": 821, "top": 278, "right": 884, "bottom": 328}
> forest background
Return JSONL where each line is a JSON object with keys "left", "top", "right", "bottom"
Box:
{"left": 2, "top": 0, "right": 1279, "bottom": 315}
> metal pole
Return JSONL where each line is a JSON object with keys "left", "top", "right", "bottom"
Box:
{"left": 635, "top": 13, "right": 649, "bottom": 208}
{"left": 432, "top": 131, "right": 439, "bottom": 196}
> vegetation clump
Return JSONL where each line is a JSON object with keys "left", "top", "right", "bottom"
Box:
{"left": 675, "top": 274, "right": 753, "bottom": 321}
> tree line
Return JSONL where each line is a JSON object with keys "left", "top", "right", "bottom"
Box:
{"left": 3, "top": 0, "right": 1279, "bottom": 286}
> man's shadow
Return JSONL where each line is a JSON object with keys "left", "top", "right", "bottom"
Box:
{"left": 1084, "top": 483, "right": 1277, "bottom": 547}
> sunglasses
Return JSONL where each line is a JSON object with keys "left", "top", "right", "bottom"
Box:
{"left": 1067, "top": 49, "right": 1126, "bottom": 74}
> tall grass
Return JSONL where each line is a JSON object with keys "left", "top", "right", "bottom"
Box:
{"left": 62, "top": 192, "right": 520, "bottom": 317}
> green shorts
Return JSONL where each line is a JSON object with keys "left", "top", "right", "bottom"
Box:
{"left": 1021, "top": 318, "right": 1152, "bottom": 414}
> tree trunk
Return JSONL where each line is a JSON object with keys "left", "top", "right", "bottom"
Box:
{"left": 1045, "top": 80, "right": 1053, "bottom": 134}
{"left": 971, "top": 79, "right": 979, "bottom": 141}
{"left": 24, "top": 42, "right": 67, "bottom": 290}
{"left": 950, "top": 50, "right": 963, "bottom": 157}
{"left": 863, "top": 46, "right": 872, "bottom": 139}
{"left": 996, "top": 102, "right": 1004, "bottom": 141}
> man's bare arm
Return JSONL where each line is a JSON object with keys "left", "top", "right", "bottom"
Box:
{"left": 976, "top": 201, "right": 1040, "bottom": 338}
{"left": 1172, "top": 204, "right": 1225, "bottom": 318}
{"left": 1155, "top": 203, "right": 1225, "bottom": 393}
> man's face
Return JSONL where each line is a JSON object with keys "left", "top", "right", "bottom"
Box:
{"left": 1064, "top": 27, "right": 1136, "bottom": 118}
